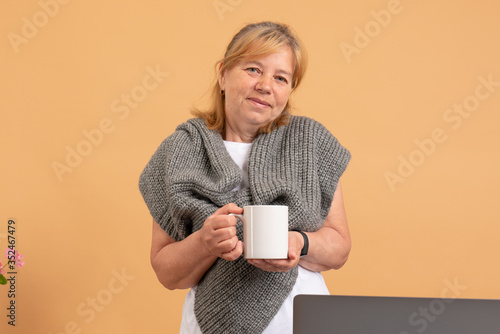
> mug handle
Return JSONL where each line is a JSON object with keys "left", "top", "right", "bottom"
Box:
{"left": 228, "top": 213, "right": 252, "bottom": 258}
{"left": 228, "top": 213, "right": 243, "bottom": 220}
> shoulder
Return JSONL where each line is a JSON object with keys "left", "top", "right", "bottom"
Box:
{"left": 139, "top": 118, "right": 208, "bottom": 188}
{"left": 140, "top": 118, "right": 207, "bottom": 174}
{"left": 175, "top": 117, "right": 206, "bottom": 133}
{"left": 287, "top": 115, "right": 331, "bottom": 135}
{"left": 288, "top": 115, "right": 351, "bottom": 161}
{"left": 155, "top": 118, "right": 207, "bottom": 149}
{"left": 286, "top": 115, "right": 340, "bottom": 144}
{"left": 288, "top": 115, "right": 322, "bottom": 127}
{"left": 170, "top": 118, "right": 206, "bottom": 140}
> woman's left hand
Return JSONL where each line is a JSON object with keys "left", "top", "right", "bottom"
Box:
{"left": 247, "top": 181, "right": 351, "bottom": 273}
{"left": 247, "top": 231, "right": 304, "bottom": 272}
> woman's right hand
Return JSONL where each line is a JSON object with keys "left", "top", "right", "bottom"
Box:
{"left": 199, "top": 203, "right": 244, "bottom": 261}
{"left": 150, "top": 203, "right": 244, "bottom": 290}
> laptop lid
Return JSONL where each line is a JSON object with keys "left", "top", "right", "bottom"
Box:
{"left": 293, "top": 295, "right": 500, "bottom": 334}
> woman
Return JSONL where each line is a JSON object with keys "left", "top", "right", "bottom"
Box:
{"left": 139, "top": 21, "right": 351, "bottom": 333}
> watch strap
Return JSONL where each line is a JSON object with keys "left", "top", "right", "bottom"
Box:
{"left": 293, "top": 230, "right": 309, "bottom": 256}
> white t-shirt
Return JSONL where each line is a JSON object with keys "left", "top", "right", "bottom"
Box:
{"left": 179, "top": 141, "right": 330, "bottom": 334}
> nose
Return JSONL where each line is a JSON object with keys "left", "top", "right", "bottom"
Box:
{"left": 255, "top": 75, "right": 272, "bottom": 94}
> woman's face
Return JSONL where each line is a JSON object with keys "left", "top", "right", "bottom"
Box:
{"left": 220, "top": 47, "right": 295, "bottom": 140}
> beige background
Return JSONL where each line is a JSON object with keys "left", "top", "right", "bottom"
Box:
{"left": 1, "top": 0, "right": 500, "bottom": 333}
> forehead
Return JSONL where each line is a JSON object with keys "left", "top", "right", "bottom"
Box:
{"left": 240, "top": 47, "right": 295, "bottom": 75}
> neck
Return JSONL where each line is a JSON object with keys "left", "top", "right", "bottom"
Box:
{"left": 224, "top": 122, "right": 258, "bottom": 143}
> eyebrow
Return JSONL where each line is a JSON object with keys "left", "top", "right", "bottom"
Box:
{"left": 244, "top": 61, "right": 293, "bottom": 78}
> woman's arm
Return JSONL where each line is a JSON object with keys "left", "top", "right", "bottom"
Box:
{"left": 247, "top": 181, "right": 351, "bottom": 272}
{"left": 298, "top": 181, "right": 351, "bottom": 271}
{"left": 150, "top": 203, "right": 244, "bottom": 290}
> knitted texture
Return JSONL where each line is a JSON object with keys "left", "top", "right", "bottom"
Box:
{"left": 139, "top": 116, "right": 350, "bottom": 333}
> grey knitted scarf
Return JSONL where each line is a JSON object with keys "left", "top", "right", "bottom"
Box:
{"left": 139, "top": 115, "right": 350, "bottom": 333}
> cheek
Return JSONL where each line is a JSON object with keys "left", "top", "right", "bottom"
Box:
{"left": 276, "top": 89, "right": 292, "bottom": 107}
{"left": 227, "top": 80, "right": 248, "bottom": 97}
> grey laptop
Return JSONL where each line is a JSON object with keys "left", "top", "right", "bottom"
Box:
{"left": 293, "top": 295, "right": 500, "bottom": 334}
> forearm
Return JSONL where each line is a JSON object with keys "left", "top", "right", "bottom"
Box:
{"left": 151, "top": 230, "right": 218, "bottom": 290}
{"left": 298, "top": 226, "right": 351, "bottom": 272}
{"left": 150, "top": 204, "right": 243, "bottom": 289}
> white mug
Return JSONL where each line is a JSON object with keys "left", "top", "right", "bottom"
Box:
{"left": 231, "top": 205, "right": 288, "bottom": 259}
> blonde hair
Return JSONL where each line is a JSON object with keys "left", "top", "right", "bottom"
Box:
{"left": 192, "top": 21, "right": 308, "bottom": 134}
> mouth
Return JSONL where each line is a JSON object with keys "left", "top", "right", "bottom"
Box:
{"left": 247, "top": 97, "right": 271, "bottom": 108}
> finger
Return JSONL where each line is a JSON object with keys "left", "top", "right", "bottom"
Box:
{"left": 221, "top": 240, "right": 243, "bottom": 261}
{"left": 249, "top": 259, "right": 294, "bottom": 272}
{"left": 211, "top": 203, "right": 243, "bottom": 217}
{"left": 249, "top": 260, "right": 280, "bottom": 272}
{"left": 264, "top": 259, "right": 291, "bottom": 269}
{"left": 208, "top": 217, "right": 239, "bottom": 233}
{"left": 216, "top": 235, "right": 240, "bottom": 254}
{"left": 287, "top": 248, "right": 299, "bottom": 261}
{"left": 200, "top": 224, "right": 236, "bottom": 253}
{"left": 212, "top": 226, "right": 237, "bottom": 242}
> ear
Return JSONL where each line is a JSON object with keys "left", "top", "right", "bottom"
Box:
{"left": 218, "top": 63, "right": 225, "bottom": 91}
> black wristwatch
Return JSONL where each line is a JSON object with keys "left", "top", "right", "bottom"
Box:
{"left": 293, "top": 230, "right": 309, "bottom": 256}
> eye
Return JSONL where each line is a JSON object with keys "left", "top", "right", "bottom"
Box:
{"left": 276, "top": 76, "right": 288, "bottom": 84}
{"left": 246, "top": 67, "right": 260, "bottom": 74}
